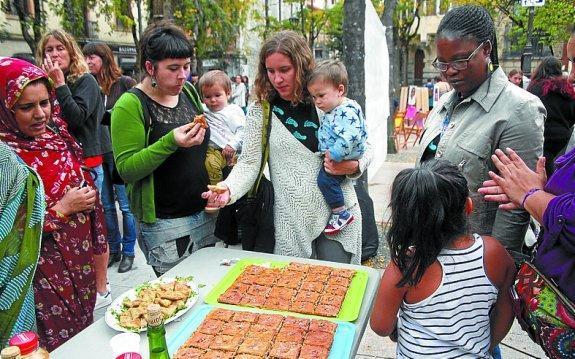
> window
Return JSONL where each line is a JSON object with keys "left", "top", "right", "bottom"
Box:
{"left": 3, "top": 0, "right": 33, "bottom": 16}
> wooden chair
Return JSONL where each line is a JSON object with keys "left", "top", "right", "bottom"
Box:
{"left": 391, "top": 109, "right": 407, "bottom": 150}
{"left": 402, "top": 111, "right": 428, "bottom": 148}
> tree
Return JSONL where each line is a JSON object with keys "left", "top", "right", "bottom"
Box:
{"left": 382, "top": 0, "right": 399, "bottom": 153}
{"left": 10, "top": 0, "right": 46, "bottom": 55}
{"left": 173, "top": 0, "right": 253, "bottom": 72}
{"left": 99, "top": 0, "right": 146, "bottom": 49}
{"left": 253, "top": 0, "right": 347, "bottom": 54}
{"left": 454, "top": 0, "right": 575, "bottom": 52}
{"left": 393, "top": 0, "right": 421, "bottom": 85}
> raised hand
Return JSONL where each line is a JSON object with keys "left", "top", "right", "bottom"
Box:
{"left": 42, "top": 55, "right": 66, "bottom": 87}
{"left": 174, "top": 122, "right": 206, "bottom": 148}
{"left": 479, "top": 148, "right": 547, "bottom": 209}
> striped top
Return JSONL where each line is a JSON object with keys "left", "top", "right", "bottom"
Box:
{"left": 397, "top": 234, "right": 498, "bottom": 358}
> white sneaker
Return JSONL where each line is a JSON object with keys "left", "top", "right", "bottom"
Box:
{"left": 94, "top": 290, "right": 112, "bottom": 310}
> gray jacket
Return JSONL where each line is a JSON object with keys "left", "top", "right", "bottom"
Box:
{"left": 417, "top": 67, "right": 546, "bottom": 252}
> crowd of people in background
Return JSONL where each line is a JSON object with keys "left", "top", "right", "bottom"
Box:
{"left": 0, "top": 3, "right": 574, "bottom": 357}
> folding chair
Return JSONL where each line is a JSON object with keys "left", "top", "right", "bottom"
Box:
{"left": 402, "top": 111, "right": 428, "bottom": 148}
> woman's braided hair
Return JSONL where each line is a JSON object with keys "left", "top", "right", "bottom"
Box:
{"left": 436, "top": 5, "right": 499, "bottom": 68}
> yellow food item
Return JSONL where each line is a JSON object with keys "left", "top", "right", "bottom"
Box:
{"left": 117, "top": 278, "right": 193, "bottom": 330}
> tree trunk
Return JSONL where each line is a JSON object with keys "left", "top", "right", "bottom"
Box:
{"left": 308, "top": 0, "right": 314, "bottom": 51}
{"left": 382, "top": 0, "right": 398, "bottom": 154}
{"left": 14, "top": 0, "right": 43, "bottom": 55}
{"left": 264, "top": 0, "right": 270, "bottom": 40}
{"left": 342, "top": 0, "right": 367, "bottom": 190}
{"left": 162, "top": 0, "right": 173, "bottom": 20}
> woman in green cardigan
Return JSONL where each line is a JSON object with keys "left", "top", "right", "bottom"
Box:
{"left": 111, "top": 21, "right": 216, "bottom": 276}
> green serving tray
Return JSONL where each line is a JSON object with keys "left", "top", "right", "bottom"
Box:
{"left": 204, "top": 258, "right": 369, "bottom": 322}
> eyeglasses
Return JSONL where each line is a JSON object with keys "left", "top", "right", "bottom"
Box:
{"left": 432, "top": 41, "right": 489, "bottom": 72}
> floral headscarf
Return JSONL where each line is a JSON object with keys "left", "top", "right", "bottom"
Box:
{"left": 0, "top": 57, "right": 86, "bottom": 207}
{"left": 0, "top": 57, "right": 83, "bottom": 156}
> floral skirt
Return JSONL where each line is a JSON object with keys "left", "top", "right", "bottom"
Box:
{"left": 33, "top": 230, "right": 96, "bottom": 351}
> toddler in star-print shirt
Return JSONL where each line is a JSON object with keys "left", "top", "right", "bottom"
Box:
{"left": 308, "top": 59, "right": 367, "bottom": 235}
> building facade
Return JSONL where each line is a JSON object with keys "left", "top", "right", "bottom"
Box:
{"left": 0, "top": 0, "right": 143, "bottom": 76}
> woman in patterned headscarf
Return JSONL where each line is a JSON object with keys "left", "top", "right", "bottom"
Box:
{"left": 0, "top": 57, "right": 107, "bottom": 351}
{"left": 0, "top": 142, "right": 44, "bottom": 348}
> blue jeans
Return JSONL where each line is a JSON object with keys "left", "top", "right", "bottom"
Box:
{"left": 317, "top": 166, "right": 346, "bottom": 209}
{"left": 91, "top": 164, "right": 104, "bottom": 194}
{"left": 138, "top": 212, "right": 216, "bottom": 275}
{"left": 101, "top": 156, "right": 137, "bottom": 256}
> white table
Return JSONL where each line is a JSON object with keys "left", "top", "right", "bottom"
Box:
{"left": 51, "top": 247, "right": 382, "bottom": 358}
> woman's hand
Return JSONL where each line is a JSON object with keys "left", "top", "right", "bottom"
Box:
{"left": 42, "top": 55, "right": 66, "bottom": 87}
{"left": 323, "top": 151, "right": 359, "bottom": 176}
{"left": 52, "top": 186, "right": 98, "bottom": 216}
{"left": 201, "top": 183, "right": 231, "bottom": 208}
{"left": 478, "top": 148, "right": 547, "bottom": 209}
{"left": 479, "top": 179, "right": 518, "bottom": 210}
{"left": 174, "top": 123, "right": 206, "bottom": 148}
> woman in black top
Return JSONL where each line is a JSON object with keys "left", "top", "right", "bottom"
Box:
{"left": 528, "top": 56, "right": 575, "bottom": 175}
{"left": 83, "top": 42, "right": 138, "bottom": 273}
{"left": 111, "top": 21, "right": 216, "bottom": 276}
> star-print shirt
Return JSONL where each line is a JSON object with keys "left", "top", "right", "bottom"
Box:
{"left": 271, "top": 96, "right": 320, "bottom": 152}
{"left": 318, "top": 98, "right": 367, "bottom": 162}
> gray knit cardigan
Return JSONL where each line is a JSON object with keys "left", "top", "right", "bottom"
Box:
{"left": 223, "top": 102, "right": 373, "bottom": 264}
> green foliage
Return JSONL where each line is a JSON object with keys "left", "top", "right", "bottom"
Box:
{"left": 48, "top": 0, "right": 91, "bottom": 38}
{"left": 453, "top": 0, "right": 575, "bottom": 49}
{"left": 324, "top": 1, "right": 344, "bottom": 54}
{"left": 173, "top": 0, "right": 252, "bottom": 60}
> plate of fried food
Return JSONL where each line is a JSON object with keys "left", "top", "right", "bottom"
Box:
{"left": 105, "top": 276, "right": 199, "bottom": 332}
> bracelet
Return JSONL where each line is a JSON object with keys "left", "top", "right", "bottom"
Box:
{"left": 47, "top": 208, "right": 68, "bottom": 220}
{"left": 521, "top": 188, "right": 541, "bottom": 208}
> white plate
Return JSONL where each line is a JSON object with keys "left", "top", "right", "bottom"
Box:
{"left": 105, "top": 277, "right": 199, "bottom": 332}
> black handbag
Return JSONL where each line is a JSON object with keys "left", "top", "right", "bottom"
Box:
{"left": 235, "top": 101, "right": 275, "bottom": 253}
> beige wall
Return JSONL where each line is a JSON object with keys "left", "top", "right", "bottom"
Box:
{"left": 0, "top": 3, "right": 147, "bottom": 57}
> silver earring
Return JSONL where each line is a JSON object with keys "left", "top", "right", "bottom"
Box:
{"left": 151, "top": 76, "right": 157, "bottom": 88}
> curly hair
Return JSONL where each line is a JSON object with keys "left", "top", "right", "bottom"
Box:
{"left": 36, "top": 29, "right": 90, "bottom": 84}
{"left": 82, "top": 42, "right": 123, "bottom": 96}
{"left": 436, "top": 5, "right": 499, "bottom": 68}
{"left": 254, "top": 31, "right": 315, "bottom": 105}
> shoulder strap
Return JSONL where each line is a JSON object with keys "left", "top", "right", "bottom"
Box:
{"left": 182, "top": 81, "right": 204, "bottom": 114}
{"left": 127, "top": 83, "right": 203, "bottom": 135}
{"left": 127, "top": 87, "right": 151, "bottom": 132}
{"left": 249, "top": 101, "right": 273, "bottom": 196}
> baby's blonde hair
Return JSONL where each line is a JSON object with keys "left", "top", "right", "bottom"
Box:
{"left": 198, "top": 70, "right": 232, "bottom": 95}
{"left": 307, "top": 59, "right": 348, "bottom": 95}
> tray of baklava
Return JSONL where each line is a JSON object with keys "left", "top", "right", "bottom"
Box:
{"left": 203, "top": 259, "right": 368, "bottom": 322}
{"left": 168, "top": 305, "right": 355, "bottom": 359}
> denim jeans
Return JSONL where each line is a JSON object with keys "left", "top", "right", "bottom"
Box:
{"left": 138, "top": 211, "right": 216, "bottom": 275}
{"left": 91, "top": 164, "right": 104, "bottom": 194}
{"left": 101, "top": 156, "right": 137, "bottom": 256}
{"left": 317, "top": 166, "right": 346, "bottom": 209}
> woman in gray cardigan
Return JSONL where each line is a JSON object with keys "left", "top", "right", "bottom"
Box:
{"left": 418, "top": 5, "right": 545, "bottom": 260}
{"left": 203, "top": 31, "right": 371, "bottom": 264}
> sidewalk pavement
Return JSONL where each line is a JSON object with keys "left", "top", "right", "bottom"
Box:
{"left": 95, "top": 144, "right": 546, "bottom": 358}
